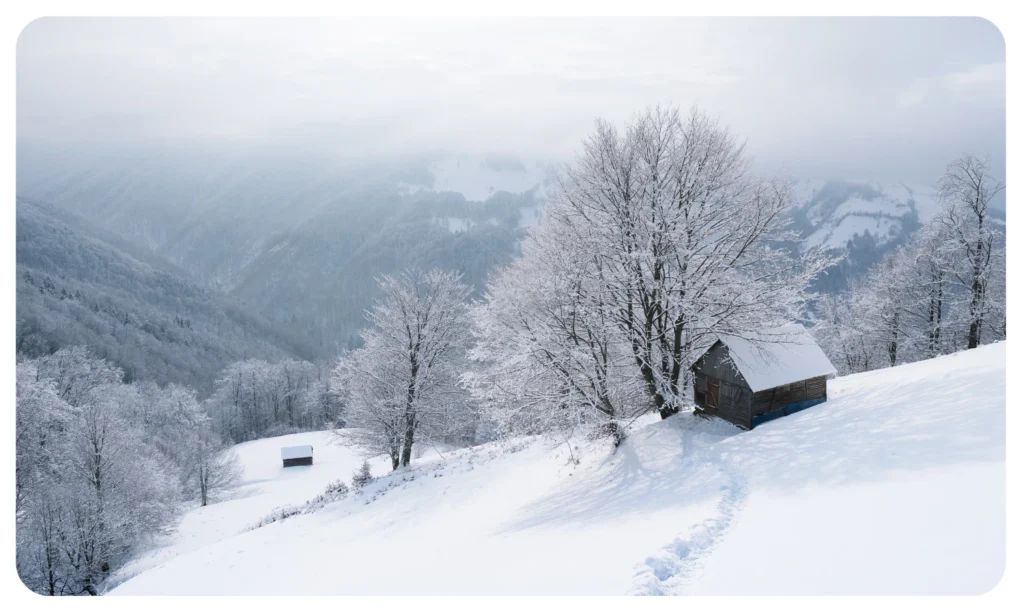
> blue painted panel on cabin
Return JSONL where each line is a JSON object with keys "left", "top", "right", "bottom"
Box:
{"left": 751, "top": 396, "right": 827, "bottom": 428}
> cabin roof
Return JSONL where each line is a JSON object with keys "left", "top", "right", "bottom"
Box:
{"left": 697, "top": 324, "right": 837, "bottom": 393}
{"left": 281, "top": 445, "right": 313, "bottom": 460}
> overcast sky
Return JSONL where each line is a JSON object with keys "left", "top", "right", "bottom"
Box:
{"left": 17, "top": 17, "right": 1005, "bottom": 184}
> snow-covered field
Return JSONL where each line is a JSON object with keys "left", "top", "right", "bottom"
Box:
{"left": 108, "top": 431, "right": 392, "bottom": 588}
{"left": 111, "top": 343, "right": 1005, "bottom": 596}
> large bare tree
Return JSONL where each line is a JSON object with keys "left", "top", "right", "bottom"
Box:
{"left": 550, "top": 106, "right": 834, "bottom": 418}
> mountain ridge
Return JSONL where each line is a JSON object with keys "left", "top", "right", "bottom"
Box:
{"left": 16, "top": 197, "right": 317, "bottom": 393}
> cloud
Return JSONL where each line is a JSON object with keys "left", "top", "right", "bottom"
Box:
{"left": 899, "top": 62, "right": 1004, "bottom": 108}
{"left": 17, "top": 17, "right": 1005, "bottom": 184}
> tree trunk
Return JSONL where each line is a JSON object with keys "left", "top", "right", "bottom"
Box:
{"left": 401, "top": 419, "right": 415, "bottom": 467}
{"left": 968, "top": 274, "right": 983, "bottom": 349}
{"left": 401, "top": 356, "right": 419, "bottom": 467}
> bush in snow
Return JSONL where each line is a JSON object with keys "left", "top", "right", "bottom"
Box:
{"left": 588, "top": 422, "right": 626, "bottom": 448}
{"left": 351, "top": 460, "right": 374, "bottom": 489}
{"left": 324, "top": 479, "right": 349, "bottom": 497}
{"left": 249, "top": 479, "right": 352, "bottom": 531}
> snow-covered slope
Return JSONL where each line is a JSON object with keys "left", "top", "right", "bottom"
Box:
{"left": 108, "top": 432, "right": 391, "bottom": 588}
{"left": 112, "top": 343, "right": 1005, "bottom": 595}
{"left": 794, "top": 179, "right": 940, "bottom": 253}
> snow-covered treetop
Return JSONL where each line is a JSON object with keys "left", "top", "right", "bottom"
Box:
{"left": 706, "top": 324, "right": 838, "bottom": 392}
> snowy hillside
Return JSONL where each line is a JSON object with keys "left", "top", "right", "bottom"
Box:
{"left": 793, "top": 179, "right": 940, "bottom": 253}
{"left": 108, "top": 431, "right": 391, "bottom": 587}
{"left": 111, "top": 344, "right": 1004, "bottom": 596}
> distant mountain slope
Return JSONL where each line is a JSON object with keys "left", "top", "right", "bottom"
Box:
{"left": 16, "top": 198, "right": 315, "bottom": 393}
{"left": 16, "top": 147, "right": 542, "bottom": 355}
{"left": 789, "top": 180, "right": 935, "bottom": 292}
{"left": 223, "top": 187, "right": 530, "bottom": 352}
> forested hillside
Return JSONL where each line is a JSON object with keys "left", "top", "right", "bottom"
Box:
{"left": 16, "top": 145, "right": 543, "bottom": 354}
{"left": 15, "top": 198, "right": 315, "bottom": 393}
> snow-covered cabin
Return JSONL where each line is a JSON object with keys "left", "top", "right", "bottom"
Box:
{"left": 690, "top": 324, "right": 837, "bottom": 429}
{"left": 281, "top": 445, "right": 313, "bottom": 467}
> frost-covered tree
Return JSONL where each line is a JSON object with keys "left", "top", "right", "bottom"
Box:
{"left": 904, "top": 223, "right": 955, "bottom": 359}
{"left": 33, "top": 346, "right": 123, "bottom": 406}
{"left": 159, "top": 385, "right": 243, "bottom": 506}
{"left": 191, "top": 428, "right": 243, "bottom": 507}
{"left": 58, "top": 383, "right": 180, "bottom": 594}
{"left": 469, "top": 210, "right": 645, "bottom": 440}
{"left": 862, "top": 251, "right": 917, "bottom": 367}
{"left": 811, "top": 291, "right": 875, "bottom": 376}
{"left": 539, "top": 106, "right": 834, "bottom": 418}
{"left": 15, "top": 362, "right": 74, "bottom": 515}
{"left": 351, "top": 460, "right": 374, "bottom": 489}
{"left": 935, "top": 154, "right": 1005, "bottom": 349}
{"left": 333, "top": 269, "right": 473, "bottom": 469}
{"left": 816, "top": 238, "right": 956, "bottom": 374}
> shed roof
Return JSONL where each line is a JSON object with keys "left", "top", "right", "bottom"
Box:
{"left": 281, "top": 445, "right": 313, "bottom": 460}
{"left": 700, "top": 324, "right": 837, "bottom": 393}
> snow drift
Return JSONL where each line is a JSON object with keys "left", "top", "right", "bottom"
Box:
{"left": 111, "top": 343, "right": 1005, "bottom": 595}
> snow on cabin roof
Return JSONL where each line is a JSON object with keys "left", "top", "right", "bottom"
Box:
{"left": 707, "top": 324, "right": 838, "bottom": 393}
{"left": 281, "top": 445, "right": 313, "bottom": 460}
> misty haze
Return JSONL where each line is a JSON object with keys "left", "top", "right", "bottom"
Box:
{"left": 14, "top": 16, "right": 1006, "bottom": 597}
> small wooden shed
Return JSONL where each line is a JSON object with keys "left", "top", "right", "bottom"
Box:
{"left": 281, "top": 445, "right": 313, "bottom": 467}
{"left": 690, "top": 324, "right": 837, "bottom": 430}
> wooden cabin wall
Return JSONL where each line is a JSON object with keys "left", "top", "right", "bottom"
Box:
{"left": 751, "top": 376, "right": 828, "bottom": 417}
{"left": 693, "top": 343, "right": 753, "bottom": 428}
{"left": 716, "top": 380, "right": 751, "bottom": 427}
{"left": 806, "top": 376, "right": 827, "bottom": 399}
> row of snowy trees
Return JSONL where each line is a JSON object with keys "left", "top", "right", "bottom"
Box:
{"left": 16, "top": 347, "right": 242, "bottom": 595}
{"left": 813, "top": 154, "right": 1006, "bottom": 374}
{"left": 206, "top": 358, "right": 340, "bottom": 444}
{"left": 334, "top": 107, "right": 835, "bottom": 460}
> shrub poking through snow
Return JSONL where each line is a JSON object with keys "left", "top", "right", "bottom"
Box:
{"left": 352, "top": 460, "right": 373, "bottom": 489}
{"left": 324, "top": 479, "right": 349, "bottom": 497}
{"left": 248, "top": 478, "right": 351, "bottom": 531}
